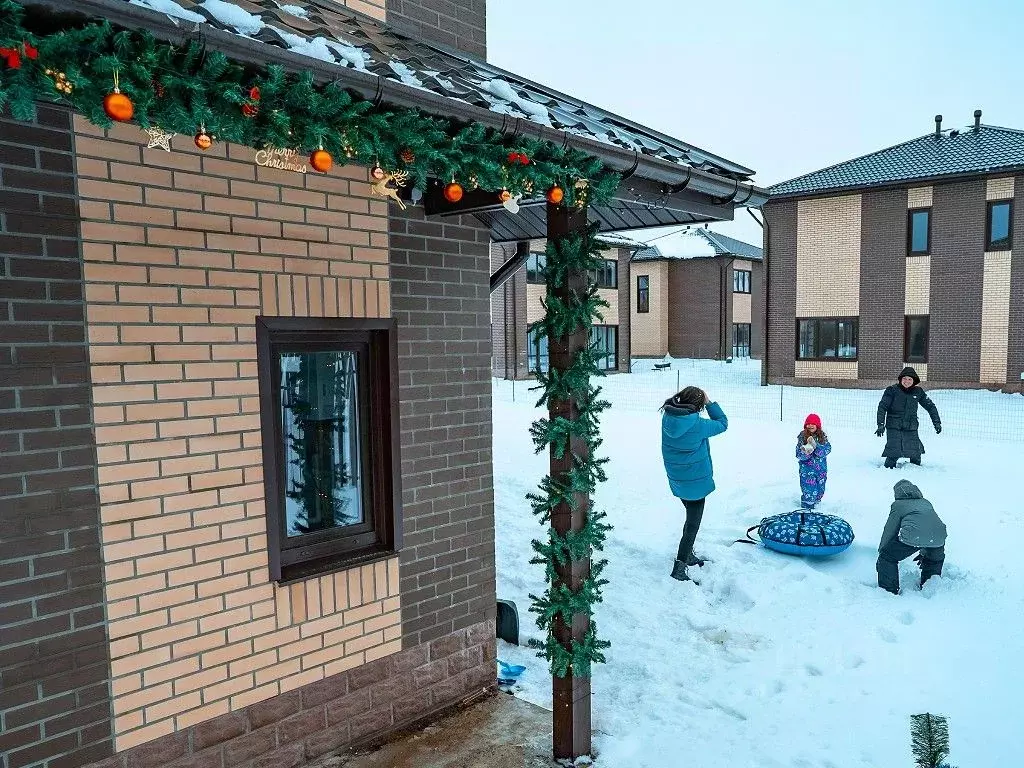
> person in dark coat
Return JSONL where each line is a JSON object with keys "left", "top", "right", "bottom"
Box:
{"left": 661, "top": 386, "right": 728, "bottom": 583}
{"left": 876, "top": 367, "right": 941, "bottom": 468}
{"left": 876, "top": 480, "right": 947, "bottom": 594}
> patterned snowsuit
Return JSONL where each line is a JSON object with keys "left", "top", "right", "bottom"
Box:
{"left": 796, "top": 435, "right": 831, "bottom": 509}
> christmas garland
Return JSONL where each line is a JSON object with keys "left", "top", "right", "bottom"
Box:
{"left": 0, "top": 0, "right": 616, "bottom": 677}
{"left": 0, "top": 0, "right": 618, "bottom": 206}
{"left": 526, "top": 224, "right": 612, "bottom": 677}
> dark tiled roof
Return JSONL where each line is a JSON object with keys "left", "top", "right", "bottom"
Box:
{"left": 125, "top": 0, "right": 755, "bottom": 181}
{"left": 770, "top": 124, "right": 1024, "bottom": 198}
{"left": 630, "top": 229, "right": 761, "bottom": 262}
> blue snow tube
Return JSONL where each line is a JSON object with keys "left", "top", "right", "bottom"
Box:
{"left": 749, "top": 510, "right": 854, "bottom": 557}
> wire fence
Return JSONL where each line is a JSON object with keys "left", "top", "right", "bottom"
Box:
{"left": 492, "top": 358, "right": 1024, "bottom": 443}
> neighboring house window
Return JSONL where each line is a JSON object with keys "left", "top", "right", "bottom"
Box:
{"left": 590, "top": 325, "right": 618, "bottom": 371}
{"left": 528, "top": 327, "right": 549, "bottom": 374}
{"left": 526, "top": 252, "right": 546, "bottom": 284}
{"left": 256, "top": 317, "right": 400, "bottom": 584}
{"left": 907, "top": 208, "right": 931, "bottom": 255}
{"left": 904, "top": 316, "right": 929, "bottom": 363}
{"left": 733, "top": 269, "right": 751, "bottom": 294}
{"left": 986, "top": 199, "right": 1013, "bottom": 250}
{"left": 732, "top": 323, "right": 751, "bottom": 358}
{"left": 590, "top": 259, "right": 618, "bottom": 289}
{"left": 796, "top": 318, "right": 859, "bottom": 360}
{"left": 636, "top": 275, "right": 650, "bottom": 313}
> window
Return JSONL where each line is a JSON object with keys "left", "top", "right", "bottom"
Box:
{"left": 796, "top": 318, "right": 859, "bottom": 360}
{"left": 904, "top": 316, "right": 929, "bottom": 363}
{"left": 526, "top": 252, "right": 546, "bottom": 284}
{"left": 590, "top": 325, "right": 619, "bottom": 371}
{"left": 256, "top": 317, "right": 400, "bottom": 584}
{"left": 636, "top": 275, "right": 650, "bottom": 313}
{"left": 590, "top": 259, "right": 618, "bottom": 289}
{"left": 986, "top": 199, "right": 1013, "bottom": 250}
{"left": 732, "top": 323, "right": 751, "bottom": 358}
{"left": 908, "top": 208, "right": 931, "bottom": 255}
{"left": 527, "top": 327, "right": 549, "bottom": 374}
{"left": 733, "top": 269, "right": 751, "bottom": 294}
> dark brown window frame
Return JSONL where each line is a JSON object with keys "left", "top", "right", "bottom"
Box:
{"left": 525, "top": 251, "right": 546, "bottom": 284}
{"left": 795, "top": 317, "right": 860, "bottom": 362}
{"left": 732, "top": 322, "right": 752, "bottom": 358}
{"left": 590, "top": 259, "right": 618, "bottom": 290}
{"left": 986, "top": 199, "right": 1013, "bottom": 251}
{"left": 590, "top": 324, "right": 619, "bottom": 371}
{"left": 636, "top": 275, "right": 650, "bottom": 314}
{"left": 733, "top": 269, "right": 752, "bottom": 294}
{"left": 904, "top": 315, "right": 930, "bottom": 364}
{"left": 907, "top": 207, "right": 932, "bottom": 255}
{"left": 256, "top": 316, "right": 402, "bottom": 584}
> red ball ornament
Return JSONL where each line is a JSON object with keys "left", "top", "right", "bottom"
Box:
{"left": 443, "top": 182, "right": 464, "bottom": 203}
{"left": 519, "top": 154, "right": 530, "bottom": 165}
{"left": 194, "top": 130, "right": 213, "bottom": 151}
{"left": 507, "top": 151, "right": 519, "bottom": 164}
{"left": 103, "top": 90, "right": 134, "bottom": 122}
{"left": 546, "top": 185, "right": 564, "bottom": 205}
{"left": 310, "top": 148, "right": 333, "bottom": 173}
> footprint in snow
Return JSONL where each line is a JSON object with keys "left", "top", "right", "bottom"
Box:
{"left": 897, "top": 610, "right": 914, "bottom": 625}
{"left": 877, "top": 627, "right": 898, "bottom": 643}
{"left": 805, "top": 664, "right": 823, "bottom": 677}
{"left": 843, "top": 655, "right": 866, "bottom": 669}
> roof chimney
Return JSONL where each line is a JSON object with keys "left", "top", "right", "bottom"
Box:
{"left": 974, "top": 109, "right": 983, "bottom": 133}
{"left": 934, "top": 114, "right": 943, "bottom": 139}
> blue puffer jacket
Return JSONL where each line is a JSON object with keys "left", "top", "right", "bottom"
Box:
{"left": 661, "top": 401, "right": 728, "bottom": 501}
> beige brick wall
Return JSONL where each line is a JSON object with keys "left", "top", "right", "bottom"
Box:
{"left": 981, "top": 251, "right": 1012, "bottom": 383}
{"left": 75, "top": 119, "right": 399, "bottom": 751}
{"left": 525, "top": 243, "right": 622, "bottom": 325}
{"left": 631, "top": 261, "right": 668, "bottom": 356}
{"left": 987, "top": 177, "right": 1015, "bottom": 200}
{"left": 343, "top": 0, "right": 385, "bottom": 21}
{"left": 907, "top": 187, "right": 933, "bottom": 208}
{"left": 794, "top": 360, "right": 859, "bottom": 380}
{"left": 733, "top": 293, "right": 751, "bottom": 324}
{"left": 905, "top": 363, "right": 928, "bottom": 381}
{"left": 905, "top": 256, "right": 931, "bottom": 315}
{"left": 796, "top": 195, "right": 861, "bottom": 317}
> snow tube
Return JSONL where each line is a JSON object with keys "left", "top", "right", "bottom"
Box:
{"left": 749, "top": 510, "right": 854, "bottom": 557}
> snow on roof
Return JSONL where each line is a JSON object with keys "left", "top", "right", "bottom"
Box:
{"left": 631, "top": 227, "right": 763, "bottom": 262}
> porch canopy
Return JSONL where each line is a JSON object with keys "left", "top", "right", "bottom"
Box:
{"left": 22, "top": 0, "right": 767, "bottom": 243}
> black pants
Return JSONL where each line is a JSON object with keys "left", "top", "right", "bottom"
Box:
{"left": 885, "top": 457, "right": 922, "bottom": 468}
{"left": 676, "top": 498, "right": 706, "bottom": 564}
{"left": 876, "top": 538, "right": 944, "bottom": 594}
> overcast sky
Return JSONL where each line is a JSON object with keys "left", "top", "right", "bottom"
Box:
{"left": 488, "top": 0, "right": 1024, "bottom": 246}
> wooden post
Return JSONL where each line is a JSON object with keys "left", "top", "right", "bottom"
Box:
{"left": 546, "top": 202, "right": 592, "bottom": 760}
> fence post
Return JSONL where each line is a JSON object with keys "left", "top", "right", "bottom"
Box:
{"left": 779, "top": 384, "right": 784, "bottom": 422}
{"left": 512, "top": 377, "right": 515, "bottom": 403}
{"left": 676, "top": 370, "right": 680, "bottom": 393}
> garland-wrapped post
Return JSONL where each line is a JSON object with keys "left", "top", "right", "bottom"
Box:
{"left": 527, "top": 201, "right": 612, "bottom": 761}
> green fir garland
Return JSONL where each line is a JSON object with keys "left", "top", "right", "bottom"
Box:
{"left": 0, "top": 0, "right": 618, "bottom": 677}
{"left": 0, "top": 0, "right": 618, "bottom": 206}
{"left": 526, "top": 225, "right": 613, "bottom": 677}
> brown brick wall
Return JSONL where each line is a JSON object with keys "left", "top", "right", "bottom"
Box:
{"left": 749, "top": 261, "right": 763, "bottom": 359}
{"left": 858, "top": 188, "right": 909, "bottom": 380}
{"left": 763, "top": 200, "right": 798, "bottom": 381}
{"left": 616, "top": 248, "right": 632, "bottom": 369}
{"left": 385, "top": 0, "right": 486, "bottom": 58}
{"left": 667, "top": 257, "right": 726, "bottom": 360}
{"left": 0, "top": 106, "right": 114, "bottom": 768}
{"left": 387, "top": 205, "right": 497, "bottom": 648}
{"left": 1008, "top": 176, "right": 1024, "bottom": 391}
{"left": 929, "top": 179, "right": 985, "bottom": 383}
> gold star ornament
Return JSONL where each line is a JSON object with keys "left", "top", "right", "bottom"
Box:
{"left": 144, "top": 127, "right": 174, "bottom": 152}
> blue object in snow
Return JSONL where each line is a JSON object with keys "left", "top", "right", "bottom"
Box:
{"left": 750, "top": 510, "right": 854, "bottom": 557}
{"left": 497, "top": 660, "right": 526, "bottom": 679}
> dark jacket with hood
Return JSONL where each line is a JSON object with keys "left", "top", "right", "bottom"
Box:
{"left": 661, "top": 399, "right": 728, "bottom": 501}
{"left": 877, "top": 367, "right": 941, "bottom": 459}
{"left": 878, "top": 480, "right": 947, "bottom": 551}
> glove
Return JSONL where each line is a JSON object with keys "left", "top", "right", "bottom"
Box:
{"left": 875, "top": 427, "right": 885, "bottom": 437}
{"left": 802, "top": 442, "right": 814, "bottom": 455}
{"left": 935, "top": 424, "right": 942, "bottom": 434}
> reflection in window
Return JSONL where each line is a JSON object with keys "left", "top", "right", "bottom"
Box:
{"left": 797, "top": 318, "right": 858, "bottom": 360}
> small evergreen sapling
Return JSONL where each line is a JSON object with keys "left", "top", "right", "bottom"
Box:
{"left": 911, "top": 713, "right": 956, "bottom": 768}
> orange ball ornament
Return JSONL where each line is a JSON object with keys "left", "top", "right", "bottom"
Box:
{"left": 499, "top": 189, "right": 512, "bottom": 203}
{"left": 310, "top": 148, "right": 333, "bottom": 173}
{"left": 546, "top": 185, "right": 565, "bottom": 205}
{"left": 443, "top": 182, "right": 464, "bottom": 203}
{"left": 103, "top": 90, "right": 134, "bottom": 122}
{"left": 194, "top": 130, "right": 213, "bottom": 151}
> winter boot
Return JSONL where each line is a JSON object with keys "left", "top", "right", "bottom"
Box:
{"left": 910, "top": 457, "right": 922, "bottom": 466}
{"left": 670, "top": 559, "right": 697, "bottom": 583}
{"left": 884, "top": 458, "right": 898, "bottom": 469}
{"left": 685, "top": 552, "right": 706, "bottom": 568}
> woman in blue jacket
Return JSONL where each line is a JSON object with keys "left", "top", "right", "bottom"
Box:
{"left": 661, "top": 386, "right": 728, "bottom": 582}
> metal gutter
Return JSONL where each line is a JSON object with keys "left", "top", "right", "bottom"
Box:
{"left": 25, "top": 0, "right": 768, "bottom": 209}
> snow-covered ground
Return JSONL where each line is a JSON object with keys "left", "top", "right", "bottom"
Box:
{"left": 493, "top": 360, "right": 1024, "bottom": 767}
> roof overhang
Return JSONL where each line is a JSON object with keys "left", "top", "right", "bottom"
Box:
{"left": 768, "top": 166, "right": 1024, "bottom": 201}
{"left": 22, "top": 0, "right": 768, "bottom": 239}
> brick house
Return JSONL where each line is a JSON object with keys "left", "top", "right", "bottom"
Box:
{"left": 763, "top": 112, "right": 1024, "bottom": 390}
{"left": 490, "top": 236, "right": 637, "bottom": 379}
{"left": 629, "top": 228, "right": 763, "bottom": 360}
{"left": 0, "top": 1, "right": 766, "bottom": 767}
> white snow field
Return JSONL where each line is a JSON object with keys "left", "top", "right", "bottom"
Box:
{"left": 492, "top": 359, "right": 1024, "bottom": 767}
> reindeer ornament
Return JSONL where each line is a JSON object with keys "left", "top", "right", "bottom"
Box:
{"left": 369, "top": 168, "right": 409, "bottom": 210}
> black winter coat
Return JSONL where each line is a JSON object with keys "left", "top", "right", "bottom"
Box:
{"left": 877, "top": 368, "right": 941, "bottom": 459}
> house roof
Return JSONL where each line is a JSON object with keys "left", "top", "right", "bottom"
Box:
{"left": 769, "top": 123, "right": 1024, "bottom": 198}
{"left": 118, "top": 0, "right": 756, "bottom": 181}
{"left": 631, "top": 228, "right": 762, "bottom": 262}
